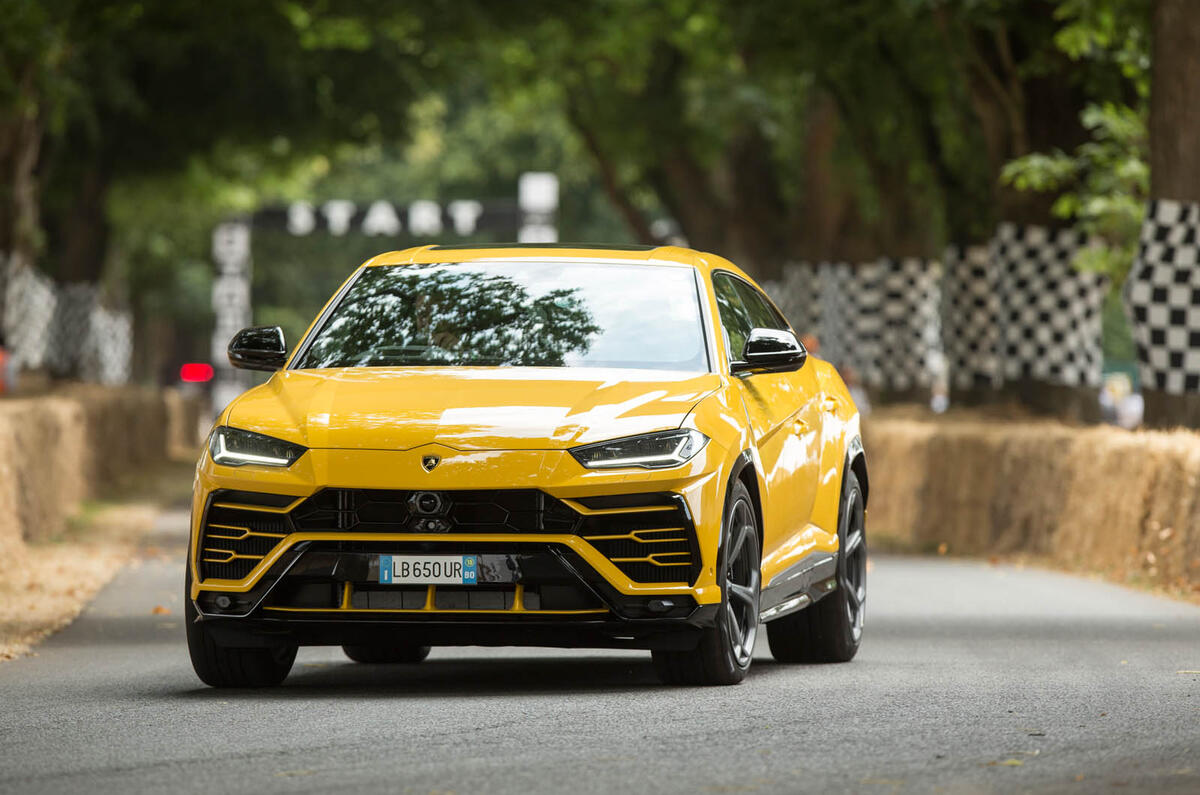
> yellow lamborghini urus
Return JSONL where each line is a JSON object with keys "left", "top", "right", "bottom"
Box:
{"left": 187, "top": 244, "right": 868, "bottom": 687}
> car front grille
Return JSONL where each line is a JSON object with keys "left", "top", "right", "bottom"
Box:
{"left": 289, "top": 488, "right": 578, "bottom": 533}
{"left": 197, "top": 488, "right": 700, "bottom": 586}
{"left": 197, "top": 491, "right": 298, "bottom": 581}
{"left": 572, "top": 494, "right": 698, "bottom": 585}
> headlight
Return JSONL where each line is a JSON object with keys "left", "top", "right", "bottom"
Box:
{"left": 570, "top": 429, "right": 709, "bottom": 470}
{"left": 208, "top": 426, "right": 306, "bottom": 467}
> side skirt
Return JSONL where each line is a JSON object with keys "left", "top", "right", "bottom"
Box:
{"left": 758, "top": 552, "right": 837, "bottom": 623}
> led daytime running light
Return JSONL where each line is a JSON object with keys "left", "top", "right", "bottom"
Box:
{"left": 212, "top": 433, "right": 292, "bottom": 466}
{"left": 208, "top": 426, "right": 306, "bottom": 468}
{"left": 570, "top": 429, "right": 709, "bottom": 470}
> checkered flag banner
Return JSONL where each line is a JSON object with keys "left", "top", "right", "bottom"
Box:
{"left": 817, "top": 262, "right": 858, "bottom": 375}
{"left": 943, "top": 244, "right": 1002, "bottom": 389}
{"left": 1123, "top": 198, "right": 1200, "bottom": 394}
{"left": 2, "top": 257, "right": 132, "bottom": 384}
{"left": 770, "top": 226, "right": 1106, "bottom": 394}
{"left": 990, "top": 223, "right": 1108, "bottom": 388}
{"left": 3, "top": 256, "right": 57, "bottom": 370}
{"left": 766, "top": 258, "right": 944, "bottom": 391}
{"left": 849, "top": 258, "right": 943, "bottom": 391}
{"left": 764, "top": 262, "right": 821, "bottom": 335}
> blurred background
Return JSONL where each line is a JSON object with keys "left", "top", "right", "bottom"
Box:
{"left": 4, "top": 0, "right": 1198, "bottom": 430}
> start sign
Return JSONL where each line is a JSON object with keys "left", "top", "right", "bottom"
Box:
{"left": 282, "top": 199, "right": 488, "bottom": 238}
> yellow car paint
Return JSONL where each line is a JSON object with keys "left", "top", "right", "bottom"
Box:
{"left": 190, "top": 244, "right": 863, "bottom": 618}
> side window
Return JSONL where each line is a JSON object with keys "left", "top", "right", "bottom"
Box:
{"left": 712, "top": 273, "right": 754, "bottom": 363}
{"left": 732, "top": 279, "right": 790, "bottom": 333}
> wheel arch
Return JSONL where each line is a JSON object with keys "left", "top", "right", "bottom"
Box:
{"left": 846, "top": 435, "right": 868, "bottom": 507}
{"left": 727, "top": 449, "right": 764, "bottom": 552}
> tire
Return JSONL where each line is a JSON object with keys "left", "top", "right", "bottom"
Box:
{"left": 342, "top": 644, "right": 431, "bottom": 664}
{"left": 652, "top": 479, "right": 760, "bottom": 686}
{"left": 185, "top": 570, "right": 297, "bottom": 688}
{"left": 767, "top": 469, "right": 866, "bottom": 663}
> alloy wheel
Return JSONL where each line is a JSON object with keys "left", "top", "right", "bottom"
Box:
{"left": 841, "top": 490, "right": 867, "bottom": 642}
{"left": 725, "top": 498, "right": 760, "bottom": 667}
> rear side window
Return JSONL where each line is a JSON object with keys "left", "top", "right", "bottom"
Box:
{"left": 712, "top": 273, "right": 755, "bottom": 362}
{"left": 731, "top": 279, "right": 790, "bottom": 332}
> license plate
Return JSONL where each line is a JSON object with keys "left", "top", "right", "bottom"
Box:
{"left": 378, "top": 554, "right": 478, "bottom": 585}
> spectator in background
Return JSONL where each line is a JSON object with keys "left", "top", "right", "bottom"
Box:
{"left": 1100, "top": 372, "right": 1143, "bottom": 429}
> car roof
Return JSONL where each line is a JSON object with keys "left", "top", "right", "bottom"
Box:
{"left": 357, "top": 243, "right": 751, "bottom": 280}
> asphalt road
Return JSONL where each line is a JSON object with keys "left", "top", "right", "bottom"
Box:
{"left": 1, "top": 510, "right": 1198, "bottom": 795}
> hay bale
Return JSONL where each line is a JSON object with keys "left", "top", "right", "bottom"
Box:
{"left": 0, "top": 387, "right": 204, "bottom": 553}
{"left": 866, "top": 414, "right": 1200, "bottom": 594}
{"left": 862, "top": 419, "right": 935, "bottom": 546}
{"left": 164, "top": 387, "right": 205, "bottom": 459}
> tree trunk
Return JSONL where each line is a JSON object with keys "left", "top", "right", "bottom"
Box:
{"left": 647, "top": 150, "right": 729, "bottom": 259}
{"left": 48, "top": 164, "right": 111, "bottom": 283}
{"left": 0, "top": 69, "right": 44, "bottom": 269}
{"left": 1150, "top": 0, "right": 1200, "bottom": 203}
{"left": 724, "top": 124, "right": 788, "bottom": 281}
{"left": 792, "top": 93, "right": 850, "bottom": 262}
{"left": 566, "top": 105, "right": 658, "bottom": 245}
{"left": 1142, "top": 0, "right": 1200, "bottom": 427}
{"left": 0, "top": 90, "right": 43, "bottom": 333}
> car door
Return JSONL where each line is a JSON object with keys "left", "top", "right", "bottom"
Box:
{"left": 712, "top": 273, "right": 823, "bottom": 568}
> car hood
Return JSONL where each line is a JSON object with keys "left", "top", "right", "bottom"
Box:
{"left": 226, "top": 367, "right": 722, "bottom": 451}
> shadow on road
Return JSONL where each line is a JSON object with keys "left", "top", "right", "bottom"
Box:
{"left": 167, "top": 654, "right": 665, "bottom": 699}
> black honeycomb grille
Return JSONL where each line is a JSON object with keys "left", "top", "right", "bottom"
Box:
{"left": 288, "top": 488, "right": 577, "bottom": 533}
{"left": 198, "top": 492, "right": 298, "bottom": 581}
{"left": 198, "top": 488, "right": 700, "bottom": 586}
{"left": 577, "top": 493, "right": 698, "bottom": 585}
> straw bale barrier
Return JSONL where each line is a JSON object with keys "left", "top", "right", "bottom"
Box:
{"left": 0, "top": 387, "right": 202, "bottom": 558}
{"left": 865, "top": 416, "right": 1200, "bottom": 593}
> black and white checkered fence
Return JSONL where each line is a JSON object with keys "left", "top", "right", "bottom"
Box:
{"left": 768, "top": 225, "right": 1107, "bottom": 394}
{"left": 990, "top": 223, "right": 1108, "bottom": 388}
{"left": 943, "top": 244, "right": 1002, "bottom": 389}
{"left": 817, "top": 262, "right": 855, "bottom": 370}
{"left": 46, "top": 283, "right": 99, "bottom": 377}
{"left": 1, "top": 257, "right": 132, "bottom": 385}
{"left": 870, "top": 257, "right": 943, "bottom": 391}
{"left": 768, "top": 262, "right": 821, "bottom": 335}
{"left": 2, "top": 258, "right": 57, "bottom": 370}
{"left": 1124, "top": 198, "right": 1200, "bottom": 394}
{"left": 767, "top": 258, "right": 943, "bottom": 391}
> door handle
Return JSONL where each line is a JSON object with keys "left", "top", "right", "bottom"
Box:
{"left": 792, "top": 418, "right": 808, "bottom": 434}
{"left": 822, "top": 396, "right": 838, "bottom": 413}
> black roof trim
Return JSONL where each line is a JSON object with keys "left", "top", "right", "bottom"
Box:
{"left": 428, "top": 242, "right": 656, "bottom": 252}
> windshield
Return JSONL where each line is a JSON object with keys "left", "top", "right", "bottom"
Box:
{"left": 293, "top": 261, "right": 709, "bottom": 372}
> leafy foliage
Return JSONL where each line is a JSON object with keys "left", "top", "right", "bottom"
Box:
{"left": 1003, "top": 103, "right": 1147, "bottom": 279}
{"left": 1000, "top": 0, "right": 1150, "bottom": 282}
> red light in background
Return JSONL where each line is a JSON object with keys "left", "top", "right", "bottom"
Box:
{"left": 180, "top": 363, "right": 214, "bottom": 383}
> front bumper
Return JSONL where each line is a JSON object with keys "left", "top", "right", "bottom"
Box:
{"left": 189, "top": 444, "right": 731, "bottom": 648}
{"left": 201, "top": 610, "right": 721, "bottom": 652}
{"left": 195, "top": 540, "right": 721, "bottom": 651}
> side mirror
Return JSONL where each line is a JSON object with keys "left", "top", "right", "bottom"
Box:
{"left": 228, "top": 326, "right": 287, "bottom": 371}
{"left": 731, "top": 328, "right": 807, "bottom": 374}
